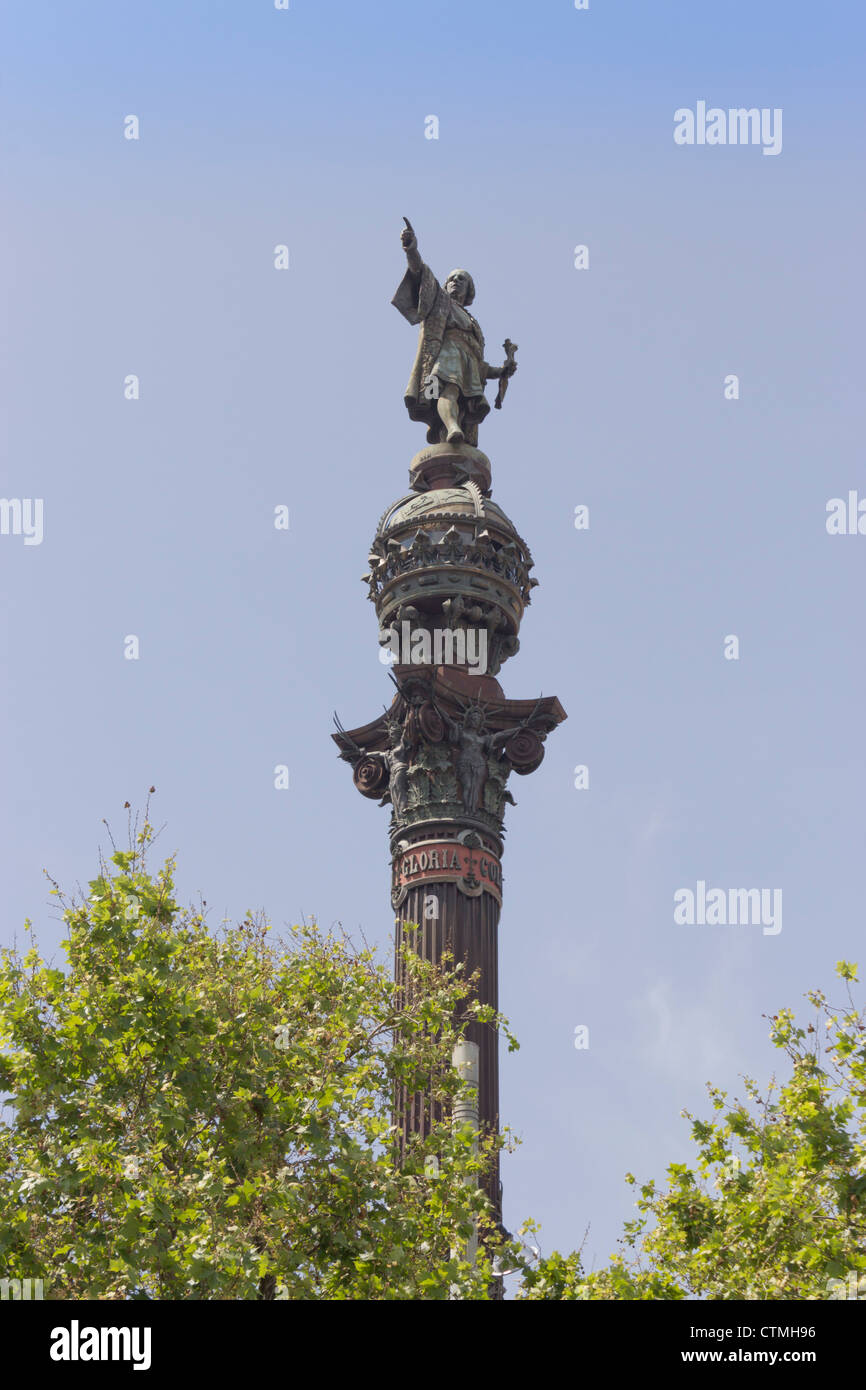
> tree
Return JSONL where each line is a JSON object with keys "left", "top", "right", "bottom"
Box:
{"left": 519, "top": 962, "right": 866, "bottom": 1300}
{"left": 8, "top": 815, "right": 863, "bottom": 1303}
{"left": 0, "top": 817, "right": 518, "bottom": 1300}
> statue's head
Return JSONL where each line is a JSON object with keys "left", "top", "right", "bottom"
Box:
{"left": 464, "top": 706, "right": 484, "bottom": 730}
{"left": 445, "top": 269, "right": 475, "bottom": 306}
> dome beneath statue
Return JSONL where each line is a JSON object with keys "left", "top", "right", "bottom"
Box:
{"left": 362, "top": 480, "right": 537, "bottom": 678}
{"left": 377, "top": 485, "right": 527, "bottom": 552}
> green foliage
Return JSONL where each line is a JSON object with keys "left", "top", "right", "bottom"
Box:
{"left": 0, "top": 822, "right": 518, "bottom": 1299}
{"left": 8, "top": 815, "right": 861, "bottom": 1302}
{"left": 520, "top": 961, "right": 866, "bottom": 1300}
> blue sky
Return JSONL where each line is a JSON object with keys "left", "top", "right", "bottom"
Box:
{"left": 2, "top": 0, "right": 864, "bottom": 1278}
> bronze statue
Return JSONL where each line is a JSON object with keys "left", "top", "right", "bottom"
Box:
{"left": 438, "top": 704, "right": 509, "bottom": 813}
{"left": 384, "top": 716, "right": 411, "bottom": 819}
{"left": 392, "top": 219, "right": 517, "bottom": 447}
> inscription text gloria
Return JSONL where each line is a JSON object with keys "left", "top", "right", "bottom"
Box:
{"left": 392, "top": 839, "right": 502, "bottom": 906}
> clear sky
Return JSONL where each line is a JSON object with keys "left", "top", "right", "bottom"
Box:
{"left": 2, "top": 0, "right": 864, "bottom": 1278}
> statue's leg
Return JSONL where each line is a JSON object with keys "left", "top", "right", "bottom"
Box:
{"left": 436, "top": 383, "right": 463, "bottom": 445}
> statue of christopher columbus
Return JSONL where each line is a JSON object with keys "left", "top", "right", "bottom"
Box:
{"left": 392, "top": 219, "right": 517, "bottom": 448}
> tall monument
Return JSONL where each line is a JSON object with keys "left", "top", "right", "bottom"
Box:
{"left": 333, "top": 220, "right": 566, "bottom": 1238}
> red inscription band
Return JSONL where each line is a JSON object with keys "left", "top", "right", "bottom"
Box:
{"left": 392, "top": 840, "right": 502, "bottom": 904}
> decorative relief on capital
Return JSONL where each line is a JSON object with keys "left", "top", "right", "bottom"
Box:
{"left": 334, "top": 673, "right": 563, "bottom": 840}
